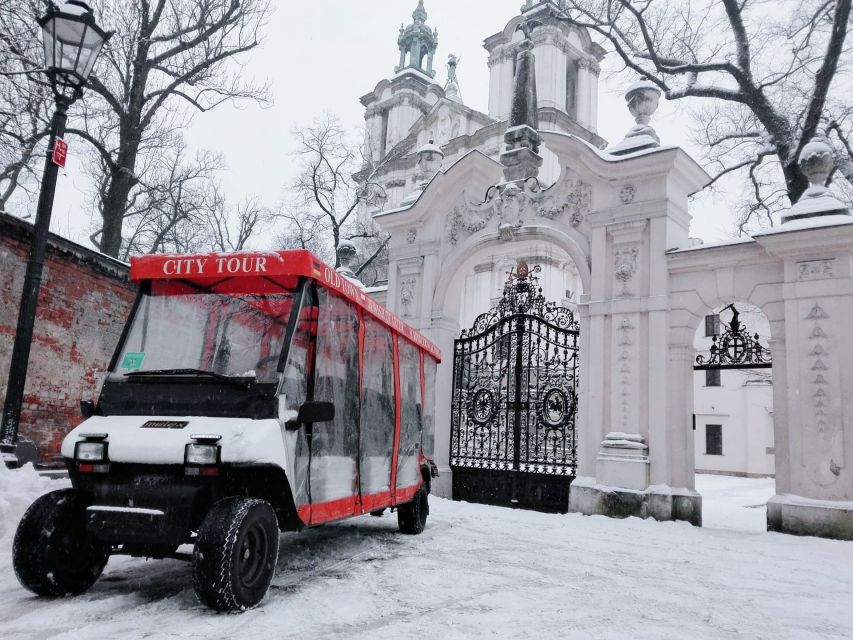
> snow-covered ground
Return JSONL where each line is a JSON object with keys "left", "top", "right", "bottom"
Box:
{"left": 1, "top": 470, "right": 852, "bottom": 639}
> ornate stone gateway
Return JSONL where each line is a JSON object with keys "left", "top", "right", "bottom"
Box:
{"left": 450, "top": 263, "right": 579, "bottom": 513}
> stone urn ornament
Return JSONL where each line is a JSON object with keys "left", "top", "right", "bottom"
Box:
{"left": 609, "top": 78, "right": 662, "bottom": 155}
{"left": 782, "top": 138, "right": 850, "bottom": 223}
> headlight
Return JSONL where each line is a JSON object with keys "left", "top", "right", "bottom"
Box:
{"left": 185, "top": 443, "right": 219, "bottom": 465}
{"left": 75, "top": 441, "right": 107, "bottom": 462}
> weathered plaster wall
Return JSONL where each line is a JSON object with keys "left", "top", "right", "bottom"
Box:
{"left": 0, "top": 213, "right": 135, "bottom": 463}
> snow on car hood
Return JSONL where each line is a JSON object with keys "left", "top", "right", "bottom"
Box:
{"left": 60, "top": 416, "right": 287, "bottom": 466}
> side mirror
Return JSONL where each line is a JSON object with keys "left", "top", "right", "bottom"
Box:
{"left": 297, "top": 401, "right": 335, "bottom": 425}
{"left": 80, "top": 400, "right": 96, "bottom": 419}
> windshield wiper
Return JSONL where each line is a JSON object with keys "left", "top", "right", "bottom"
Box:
{"left": 124, "top": 368, "right": 253, "bottom": 387}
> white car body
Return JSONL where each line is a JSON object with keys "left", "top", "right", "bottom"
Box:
{"left": 61, "top": 415, "right": 298, "bottom": 485}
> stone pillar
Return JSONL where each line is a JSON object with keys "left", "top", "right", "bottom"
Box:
{"left": 569, "top": 78, "right": 706, "bottom": 524}
{"left": 755, "top": 139, "right": 853, "bottom": 540}
{"left": 430, "top": 316, "right": 460, "bottom": 498}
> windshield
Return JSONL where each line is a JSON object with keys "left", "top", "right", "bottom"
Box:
{"left": 111, "top": 280, "right": 297, "bottom": 385}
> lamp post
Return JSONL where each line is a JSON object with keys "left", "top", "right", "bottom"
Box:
{"left": 0, "top": 1, "right": 111, "bottom": 466}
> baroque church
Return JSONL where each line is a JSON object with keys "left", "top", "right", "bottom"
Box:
{"left": 357, "top": 0, "right": 605, "bottom": 327}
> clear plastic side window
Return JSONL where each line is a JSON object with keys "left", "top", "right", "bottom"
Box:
{"left": 396, "top": 339, "right": 423, "bottom": 490}
{"left": 310, "top": 289, "right": 360, "bottom": 505}
{"left": 359, "top": 317, "right": 395, "bottom": 498}
{"left": 286, "top": 302, "right": 315, "bottom": 509}
{"left": 422, "top": 357, "right": 437, "bottom": 459}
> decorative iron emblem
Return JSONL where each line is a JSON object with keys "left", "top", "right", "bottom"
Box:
{"left": 540, "top": 388, "right": 570, "bottom": 427}
{"left": 462, "top": 262, "right": 579, "bottom": 338}
{"left": 469, "top": 389, "right": 497, "bottom": 425}
{"left": 695, "top": 304, "right": 772, "bottom": 370}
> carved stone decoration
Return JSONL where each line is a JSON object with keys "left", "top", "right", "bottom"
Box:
{"left": 614, "top": 245, "right": 639, "bottom": 296}
{"left": 400, "top": 277, "right": 417, "bottom": 317}
{"left": 798, "top": 259, "right": 835, "bottom": 281}
{"left": 537, "top": 173, "right": 592, "bottom": 225}
{"left": 620, "top": 184, "right": 636, "bottom": 204}
{"left": 406, "top": 229, "right": 418, "bottom": 244}
{"left": 616, "top": 317, "right": 636, "bottom": 431}
{"left": 445, "top": 169, "right": 591, "bottom": 245}
{"left": 803, "top": 302, "right": 843, "bottom": 486}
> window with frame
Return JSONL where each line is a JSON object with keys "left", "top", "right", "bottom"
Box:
{"left": 705, "top": 314, "right": 721, "bottom": 337}
{"left": 706, "top": 424, "right": 723, "bottom": 456}
{"left": 706, "top": 369, "right": 721, "bottom": 387}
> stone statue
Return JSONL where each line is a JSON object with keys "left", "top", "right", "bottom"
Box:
{"left": 446, "top": 54, "right": 460, "bottom": 85}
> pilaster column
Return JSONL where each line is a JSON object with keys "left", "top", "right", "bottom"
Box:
{"left": 588, "top": 60, "right": 600, "bottom": 132}
{"left": 576, "top": 59, "right": 591, "bottom": 128}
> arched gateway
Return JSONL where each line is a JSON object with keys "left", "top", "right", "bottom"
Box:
{"left": 362, "top": 2, "right": 853, "bottom": 539}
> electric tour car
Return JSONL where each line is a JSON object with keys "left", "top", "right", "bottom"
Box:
{"left": 12, "top": 249, "right": 441, "bottom": 611}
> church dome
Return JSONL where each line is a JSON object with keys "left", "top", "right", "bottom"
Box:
{"left": 395, "top": 1, "right": 438, "bottom": 78}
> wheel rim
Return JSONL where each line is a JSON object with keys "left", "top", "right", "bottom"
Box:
{"left": 238, "top": 523, "right": 269, "bottom": 589}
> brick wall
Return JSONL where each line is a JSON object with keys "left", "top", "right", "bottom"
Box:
{"left": 0, "top": 213, "right": 136, "bottom": 464}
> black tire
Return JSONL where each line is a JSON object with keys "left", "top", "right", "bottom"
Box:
{"left": 192, "top": 497, "right": 279, "bottom": 612}
{"left": 13, "top": 488, "right": 110, "bottom": 597}
{"left": 397, "top": 485, "right": 429, "bottom": 535}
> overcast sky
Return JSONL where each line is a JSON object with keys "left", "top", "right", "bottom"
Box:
{"left": 47, "top": 0, "right": 735, "bottom": 249}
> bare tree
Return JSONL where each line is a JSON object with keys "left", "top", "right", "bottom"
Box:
{"left": 0, "top": 0, "right": 52, "bottom": 212}
{"left": 555, "top": 0, "right": 852, "bottom": 231}
{"left": 280, "top": 114, "right": 389, "bottom": 281}
{"left": 0, "top": 0, "right": 273, "bottom": 256}
{"left": 120, "top": 141, "right": 271, "bottom": 258}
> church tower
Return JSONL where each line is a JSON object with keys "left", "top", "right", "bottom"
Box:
{"left": 396, "top": 0, "right": 438, "bottom": 78}
{"left": 484, "top": 0, "right": 605, "bottom": 139}
{"left": 361, "top": 1, "right": 444, "bottom": 165}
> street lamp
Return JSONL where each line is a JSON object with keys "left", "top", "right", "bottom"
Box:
{"left": 0, "top": 1, "right": 111, "bottom": 466}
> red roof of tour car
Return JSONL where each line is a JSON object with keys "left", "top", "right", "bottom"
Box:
{"left": 130, "top": 249, "right": 441, "bottom": 361}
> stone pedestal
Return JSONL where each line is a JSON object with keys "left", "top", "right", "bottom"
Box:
{"left": 767, "top": 494, "right": 853, "bottom": 540}
{"left": 569, "top": 478, "right": 702, "bottom": 526}
{"left": 570, "top": 430, "right": 702, "bottom": 524}
{"left": 595, "top": 432, "right": 649, "bottom": 490}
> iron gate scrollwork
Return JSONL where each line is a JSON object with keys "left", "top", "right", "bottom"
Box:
{"left": 450, "top": 262, "right": 579, "bottom": 513}
{"left": 695, "top": 304, "right": 772, "bottom": 370}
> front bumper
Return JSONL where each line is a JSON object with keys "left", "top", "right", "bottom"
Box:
{"left": 74, "top": 464, "right": 207, "bottom": 546}
{"left": 86, "top": 482, "right": 202, "bottom": 546}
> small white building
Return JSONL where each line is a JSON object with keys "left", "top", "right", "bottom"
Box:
{"left": 693, "top": 306, "right": 775, "bottom": 478}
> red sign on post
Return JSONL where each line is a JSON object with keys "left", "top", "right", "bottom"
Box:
{"left": 51, "top": 138, "right": 68, "bottom": 168}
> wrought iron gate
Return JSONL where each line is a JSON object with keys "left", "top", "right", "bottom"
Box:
{"left": 450, "top": 262, "right": 579, "bottom": 513}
